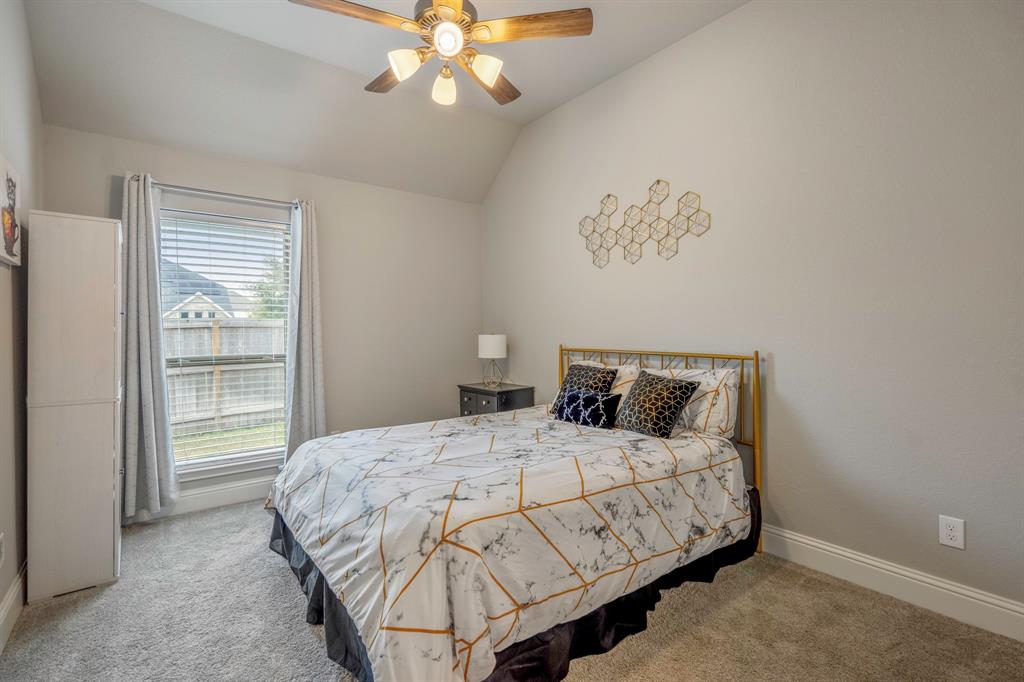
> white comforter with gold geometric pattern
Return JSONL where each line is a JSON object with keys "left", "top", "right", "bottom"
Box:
{"left": 268, "top": 405, "right": 751, "bottom": 682}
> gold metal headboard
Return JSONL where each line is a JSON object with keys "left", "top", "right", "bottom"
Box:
{"left": 558, "top": 345, "right": 764, "bottom": 538}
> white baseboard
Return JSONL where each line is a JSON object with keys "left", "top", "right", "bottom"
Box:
{"left": 763, "top": 524, "right": 1023, "bottom": 642}
{"left": 0, "top": 565, "right": 25, "bottom": 654}
{"left": 169, "top": 474, "right": 277, "bottom": 517}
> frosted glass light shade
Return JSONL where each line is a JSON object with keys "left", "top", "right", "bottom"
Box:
{"left": 432, "top": 70, "right": 457, "bottom": 105}
{"left": 433, "top": 21, "right": 464, "bottom": 58}
{"left": 387, "top": 49, "right": 422, "bottom": 81}
{"left": 478, "top": 334, "right": 507, "bottom": 359}
{"left": 471, "top": 54, "right": 503, "bottom": 88}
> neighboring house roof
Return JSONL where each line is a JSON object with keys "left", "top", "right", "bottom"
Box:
{"left": 163, "top": 292, "right": 231, "bottom": 319}
{"left": 160, "top": 258, "right": 234, "bottom": 316}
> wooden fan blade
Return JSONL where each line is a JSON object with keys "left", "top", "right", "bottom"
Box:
{"left": 289, "top": 0, "right": 421, "bottom": 33}
{"left": 480, "top": 73, "right": 521, "bottom": 105}
{"left": 455, "top": 55, "right": 521, "bottom": 105}
{"left": 471, "top": 8, "right": 593, "bottom": 43}
{"left": 432, "top": 0, "right": 463, "bottom": 23}
{"left": 365, "top": 68, "right": 400, "bottom": 93}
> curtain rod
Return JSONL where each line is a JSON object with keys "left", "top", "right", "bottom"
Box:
{"left": 153, "top": 181, "right": 297, "bottom": 209}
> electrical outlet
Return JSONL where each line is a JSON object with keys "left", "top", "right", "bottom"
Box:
{"left": 939, "top": 515, "right": 965, "bottom": 550}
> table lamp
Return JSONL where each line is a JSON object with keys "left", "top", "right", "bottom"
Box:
{"left": 478, "top": 334, "right": 506, "bottom": 388}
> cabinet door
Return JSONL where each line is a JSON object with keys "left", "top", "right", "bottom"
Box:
{"left": 113, "top": 389, "right": 122, "bottom": 578}
{"left": 113, "top": 221, "right": 124, "bottom": 403}
{"left": 28, "top": 403, "right": 116, "bottom": 602}
{"left": 27, "top": 214, "right": 121, "bottom": 406}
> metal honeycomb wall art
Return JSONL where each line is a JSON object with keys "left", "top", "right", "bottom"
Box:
{"left": 578, "top": 180, "right": 711, "bottom": 268}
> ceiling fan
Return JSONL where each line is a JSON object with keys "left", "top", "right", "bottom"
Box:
{"left": 289, "top": 0, "right": 594, "bottom": 106}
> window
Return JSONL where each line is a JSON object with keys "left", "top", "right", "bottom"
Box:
{"left": 159, "top": 206, "right": 291, "bottom": 465}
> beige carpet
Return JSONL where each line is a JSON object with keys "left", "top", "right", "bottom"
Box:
{"left": 566, "top": 548, "right": 1023, "bottom": 681}
{"left": 1, "top": 501, "right": 1020, "bottom": 681}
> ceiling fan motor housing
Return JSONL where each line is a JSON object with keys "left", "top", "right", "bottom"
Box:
{"left": 414, "top": 0, "right": 478, "bottom": 24}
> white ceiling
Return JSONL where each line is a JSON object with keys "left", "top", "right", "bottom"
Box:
{"left": 142, "top": 0, "right": 747, "bottom": 125}
{"left": 26, "top": 0, "right": 745, "bottom": 202}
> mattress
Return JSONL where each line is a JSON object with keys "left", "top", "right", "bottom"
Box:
{"left": 268, "top": 405, "right": 752, "bottom": 682}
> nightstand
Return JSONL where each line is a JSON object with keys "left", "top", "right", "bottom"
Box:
{"left": 458, "top": 383, "right": 535, "bottom": 416}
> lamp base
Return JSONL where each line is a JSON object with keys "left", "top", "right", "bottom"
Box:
{"left": 482, "top": 359, "right": 504, "bottom": 388}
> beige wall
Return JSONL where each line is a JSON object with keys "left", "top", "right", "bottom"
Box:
{"left": 481, "top": 0, "right": 1024, "bottom": 600}
{"left": 0, "top": 0, "right": 43, "bottom": 605}
{"left": 42, "top": 125, "right": 482, "bottom": 438}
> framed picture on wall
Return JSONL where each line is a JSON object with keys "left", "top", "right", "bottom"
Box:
{"left": 1, "top": 152, "right": 23, "bottom": 267}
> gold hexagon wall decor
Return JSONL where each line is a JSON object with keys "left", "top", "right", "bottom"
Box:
{"left": 668, "top": 214, "right": 689, "bottom": 239}
{"left": 577, "top": 181, "right": 711, "bottom": 267}
{"left": 678, "top": 191, "right": 701, "bottom": 219}
{"left": 600, "top": 194, "right": 618, "bottom": 216}
{"left": 641, "top": 201, "right": 660, "bottom": 224}
{"left": 658, "top": 236, "right": 679, "bottom": 260}
{"left": 689, "top": 208, "right": 712, "bottom": 237}
{"left": 579, "top": 216, "right": 595, "bottom": 237}
{"left": 600, "top": 229, "right": 617, "bottom": 251}
{"left": 649, "top": 179, "right": 670, "bottom": 204}
{"left": 616, "top": 226, "right": 634, "bottom": 248}
{"left": 649, "top": 217, "right": 668, "bottom": 242}
{"left": 635, "top": 221, "right": 652, "bottom": 244}
{"left": 623, "top": 205, "right": 643, "bottom": 228}
{"left": 624, "top": 240, "right": 642, "bottom": 264}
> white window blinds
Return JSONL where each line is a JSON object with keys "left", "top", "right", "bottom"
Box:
{"left": 159, "top": 208, "right": 291, "bottom": 463}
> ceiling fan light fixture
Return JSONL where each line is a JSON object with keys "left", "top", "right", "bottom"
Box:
{"left": 298, "top": 0, "right": 595, "bottom": 107}
{"left": 433, "top": 21, "right": 464, "bottom": 58}
{"left": 387, "top": 48, "right": 423, "bottom": 81}
{"left": 470, "top": 53, "right": 503, "bottom": 88}
{"left": 432, "top": 65, "right": 457, "bottom": 105}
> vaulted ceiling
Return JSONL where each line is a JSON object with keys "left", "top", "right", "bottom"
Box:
{"left": 26, "top": 0, "right": 745, "bottom": 202}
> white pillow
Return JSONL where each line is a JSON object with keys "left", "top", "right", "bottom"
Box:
{"left": 648, "top": 367, "right": 739, "bottom": 438}
{"left": 577, "top": 361, "right": 640, "bottom": 413}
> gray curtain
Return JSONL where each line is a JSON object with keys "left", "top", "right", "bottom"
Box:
{"left": 122, "top": 173, "right": 178, "bottom": 522}
{"left": 285, "top": 200, "right": 326, "bottom": 458}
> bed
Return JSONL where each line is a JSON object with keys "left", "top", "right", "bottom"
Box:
{"left": 268, "top": 346, "right": 764, "bottom": 682}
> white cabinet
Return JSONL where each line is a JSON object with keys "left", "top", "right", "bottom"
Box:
{"left": 27, "top": 210, "right": 122, "bottom": 602}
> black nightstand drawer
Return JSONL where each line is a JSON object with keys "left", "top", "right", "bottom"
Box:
{"left": 476, "top": 394, "right": 498, "bottom": 413}
{"left": 459, "top": 391, "right": 477, "bottom": 416}
{"left": 457, "top": 383, "right": 535, "bottom": 417}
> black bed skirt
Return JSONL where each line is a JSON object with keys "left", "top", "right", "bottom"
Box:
{"left": 270, "top": 487, "right": 761, "bottom": 682}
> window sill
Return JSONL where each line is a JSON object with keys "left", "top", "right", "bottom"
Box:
{"left": 176, "top": 448, "right": 284, "bottom": 483}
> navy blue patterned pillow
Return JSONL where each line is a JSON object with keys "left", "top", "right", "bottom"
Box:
{"left": 551, "top": 363, "right": 618, "bottom": 415}
{"left": 555, "top": 389, "right": 622, "bottom": 429}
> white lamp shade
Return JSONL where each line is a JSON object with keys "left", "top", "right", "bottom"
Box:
{"left": 478, "top": 334, "right": 507, "bottom": 359}
{"left": 387, "top": 49, "right": 422, "bottom": 81}
{"left": 432, "top": 70, "right": 457, "bottom": 105}
{"left": 471, "top": 54, "right": 503, "bottom": 88}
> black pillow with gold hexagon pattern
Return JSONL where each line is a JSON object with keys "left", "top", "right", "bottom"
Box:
{"left": 617, "top": 370, "right": 700, "bottom": 438}
{"left": 550, "top": 364, "right": 618, "bottom": 415}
